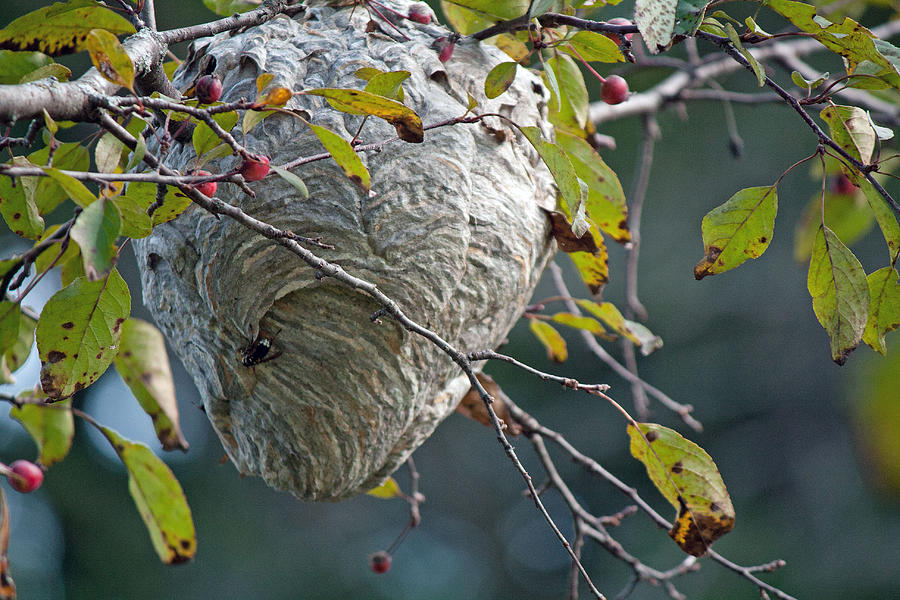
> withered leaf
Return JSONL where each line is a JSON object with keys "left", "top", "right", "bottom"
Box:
{"left": 456, "top": 373, "right": 522, "bottom": 435}
{"left": 544, "top": 209, "right": 599, "bottom": 254}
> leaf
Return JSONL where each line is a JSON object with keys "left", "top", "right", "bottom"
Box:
{"left": 520, "top": 127, "right": 583, "bottom": 228}
{"left": 551, "top": 312, "right": 608, "bottom": 336}
{"left": 261, "top": 86, "right": 292, "bottom": 106}
{"left": 270, "top": 165, "right": 309, "bottom": 200}
{"left": 19, "top": 62, "right": 71, "bottom": 83}
{"left": 85, "top": 28, "right": 134, "bottom": 90}
{"left": 767, "top": 0, "right": 900, "bottom": 90}
{"left": 364, "top": 71, "right": 410, "bottom": 102}
{"left": 95, "top": 132, "right": 124, "bottom": 173}
{"left": 125, "top": 183, "right": 192, "bottom": 227}
{"left": 242, "top": 109, "right": 276, "bottom": 135}
{"left": 575, "top": 299, "right": 650, "bottom": 347}
{"left": 560, "top": 31, "right": 624, "bottom": 63}
{"left": 624, "top": 319, "right": 664, "bottom": 356}
{"left": 366, "top": 477, "right": 402, "bottom": 499}
{"left": 863, "top": 267, "right": 900, "bottom": 355}
{"left": 10, "top": 396, "right": 74, "bottom": 467}
{"left": 0, "top": 169, "right": 44, "bottom": 239}
{"left": 3, "top": 308, "right": 36, "bottom": 374}
{"left": 28, "top": 142, "right": 90, "bottom": 214}
{"left": 36, "top": 269, "right": 131, "bottom": 398}
{"left": 203, "top": 0, "right": 260, "bottom": 16}
{"left": 70, "top": 197, "right": 121, "bottom": 280}
{"left": 820, "top": 105, "right": 877, "bottom": 165}
{"left": 43, "top": 167, "right": 97, "bottom": 208}
{"left": 693, "top": 185, "right": 777, "bottom": 280}
{"left": 791, "top": 70, "right": 827, "bottom": 90}
{"left": 529, "top": 320, "right": 567, "bottom": 362}
{"left": 306, "top": 123, "right": 371, "bottom": 192}
{"left": 113, "top": 318, "right": 187, "bottom": 451}
{"left": 440, "top": 0, "right": 529, "bottom": 20}
{"left": 111, "top": 193, "right": 153, "bottom": 239}
{"left": 857, "top": 177, "right": 900, "bottom": 264}
{"left": 0, "top": 50, "right": 52, "bottom": 84}
{"left": 634, "top": 0, "right": 678, "bottom": 53}
{"left": 303, "top": 88, "right": 424, "bottom": 143}
{"left": 628, "top": 423, "right": 735, "bottom": 556}
{"left": 193, "top": 112, "right": 240, "bottom": 158}
{"left": 793, "top": 192, "right": 873, "bottom": 262}
{"left": 546, "top": 54, "right": 589, "bottom": 131}
{"left": 0, "top": 302, "right": 21, "bottom": 358}
{"left": 0, "top": 0, "right": 136, "bottom": 56}
{"left": 674, "top": 0, "right": 713, "bottom": 36}
{"left": 484, "top": 62, "right": 518, "bottom": 99}
{"left": 545, "top": 210, "right": 599, "bottom": 253}
{"left": 97, "top": 425, "right": 196, "bottom": 563}
{"left": 807, "top": 226, "right": 869, "bottom": 364}
{"left": 555, "top": 131, "right": 629, "bottom": 243}
{"left": 456, "top": 372, "right": 522, "bottom": 435}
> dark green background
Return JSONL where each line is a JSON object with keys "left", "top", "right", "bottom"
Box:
{"left": 2, "top": 1, "right": 899, "bottom": 599}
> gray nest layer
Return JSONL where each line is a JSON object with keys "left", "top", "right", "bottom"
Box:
{"left": 134, "top": 0, "right": 556, "bottom": 500}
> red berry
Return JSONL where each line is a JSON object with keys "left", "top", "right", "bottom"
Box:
{"left": 436, "top": 37, "right": 455, "bottom": 63}
{"left": 833, "top": 174, "right": 857, "bottom": 195}
{"left": 604, "top": 17, "right": 634, "bottom": 45}
{"left": 240, "top": 155, "right": 270, "bottom": 182}
{"left": 369, "top": 551, "right": 391, "bottom": 574}
{"left": 601, "top": 75, "right": 629, "bottom": 105}
{"left": 407, "top": 4, "right": 431, "bottom": 24}
{"left": 190, "top": 170, "right": 217, "bottom": 197}
{"left": 195, "top": 74, "right": 223, "bottom": 104}
{"left": 8, "top": 460, "right": 43, "bottom": 493}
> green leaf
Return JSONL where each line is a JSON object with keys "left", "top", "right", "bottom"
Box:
{"left": 70, "top": 198, "right": 121, "bottom": 280}
{"left": 0, "top": 0, "right": 136, "bottom": 56}
{"left": 203, "top": 0, "right": 260, "bottom": 16}
{"left": 820, "top": 105, "right": 877, "bottom": 165}
{"left": 0, "top": 168, "right": 44, "bottom": 239}
{"left": 270, "top": 165, "right": 309, "bottom": 200}
{"left": 19, "top": 62, "right": 71, "bottom": 84}
{"left": 114, "top": 318, "right": 188, "bottom": 451}
{"left": 364, "top": 70, "right": 410, "bottom": 102}
{"left": 27, "top": 142, "right": 91, "bottom": 214}
{"left": 303, "top": 88, "right": 424, "bottom": 143}
{"left": 95, "top": 132, "right": 124, "bottom": 174}
{"left": 791, "top": 70, "right": 827, "bottom": 90}
{"left": 674, "top": 0, "right": 713, "bottom": 36}
{"left": 545, "top": 54, "right": 589, "bottom": 132}
{"left": 124, "top": 182, "right": 192, "bottom": 227}
{"left": 551, "top": 312, "right": 608, "bottom": 336}
{"left": 560, "top": 31, "right": 624, "bottom": 63}
{"left": 634, "top": 0, "right": 678, "bottom": 53}
{"left": 193, "top": 112, "right": 240, "bottom": 159}
{"left": 857, "top": 178, "right": 900, "bottom": 264}
{"left": 529, "top": 320, "right": 568, "bottom": 362}
{"left": 366, "top": 477, "right": 402, "bottom": 499}
{"left": 3, "top": 308, "right": 36, "bottom": 374}
{"left": 574, "top": 299, "right": 657, "bottom": 349}
{"left": 440, "top": 1, "right": 494, "bottom": 35}
{"left": 0, "top": 50, "right": 52, "bottom": 84}
{"left": 33, "top": 224, "right": 79, "bottom": 276}
{"left": 863, "top": 267, "right": 900, "bottom": 355}
{"left": 693, "top": 185, "right": 777, "bottom": 279}
{"left": 43, "top": 167, "right": 97, "bottom": 208}
{"left": 10, "top": 397, "right": 74, "bottom": 467}
{"left": 484, "top": 62, "right": 518, "bottom": 99}
{"left": 768, "top": 0, "right": 900, "bottom": 90}
{"left": 520, "top": 127, "right": 583, "bottom": 231}
{"left": 241, "top": 109, "right": 276, "bottom": 135}
{"left": 36, "top": 269, "right": 131, "bottom": 398}
{"left": 807, "top": 225, "right": 869, "bottom": 364}
{"left": 555, "top": 131, "right": 629, "bottom": 243}
{"left": 628, "top": 422, "right": 735, "bottom": 556}
{"left": 529, "top": 0, "right": 558, "bottom": 18}
{"left": 0, "top": 302, "right": 21, "bottom": 358}
{"left": 111, "top": 193, "right": 152, "bottom": 239}
{"left": 306, "top": 123, "right": 371, "bottom": 192}
{"left": 97, "top": 425, "right": 196, "bottom": 563}
{"left": 441, "top": 0, "right": 529, "bottom": 20}
{"left": 85, "top": 28, "right": 134, "bottom": 90}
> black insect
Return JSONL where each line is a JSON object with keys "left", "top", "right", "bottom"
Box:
{"left": 240, "top": 330, "right": 282, "bottom": 367}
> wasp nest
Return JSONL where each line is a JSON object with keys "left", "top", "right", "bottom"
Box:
{"left": 134, "top": 0, "right": 556, "bottom": 500}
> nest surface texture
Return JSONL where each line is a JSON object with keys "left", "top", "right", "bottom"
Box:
{"left": 134, "top": 0, "right": 556, "bottom": 500}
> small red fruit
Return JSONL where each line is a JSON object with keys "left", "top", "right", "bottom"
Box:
{"left": 195, "top": 74, "right": 223, "bottom": 104}
{"left": 436, "top": 37, "right": 455, "bottom": 63}
{"left": 190, "top": 170, "right": 217, "bottom": 197}
{"left": 240, "top": 154, "right": 270, "bottom": 182}
{"left": 604, "top": 17, "right": 634, "bottom": 45}
{"left": 369, "top": 551, "right": 392, "bottom": 574}
{"left": 600, "top": 75, "right": 629, "bottom": 105}
{"left": 8, "top": 460, "right": 43, "bottom": 493}
{"left": 407, "top": 3, "right": 431, "bottom": 24}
